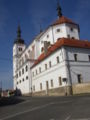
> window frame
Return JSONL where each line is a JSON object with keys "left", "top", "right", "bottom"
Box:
{"left": 26, "top": 65, "right": 28, "bottom": 72}
{"left": 57, "top": 56, "right": 60, "bottom": 63}
{"left": 40, "top": 83, "right": 42, "bottom": 90}
{"left": 74, "top": 54, "right": 77, "bottom": 61}
{"left": 70, "top": 28, "right": 74, "bottom": 32}
{"left": 51, "top": 79, "right": 53, "bottom": 87}
{"left": 45, "top": 64, "right": 47, "bottom": 70}
{"left": 59, "top": 77, "right": 62, "bottom": 86}
{"left": 56, "top": 28, "right": 60, "bottom": 33}
{"left": 49, "top": 61, "right": 51, "bottom": 68}
{"left": 77, "top": 74, "right": 82, "bottom": 83}
{"left": 88, "top": 55, "right": 90, "bottom": 61}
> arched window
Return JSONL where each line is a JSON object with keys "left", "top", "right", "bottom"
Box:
{"left": 26, "top": 65, "right": 28, "bottom": 72}
{"left": 25, "top": 54, "right": 28, "bottom": 61}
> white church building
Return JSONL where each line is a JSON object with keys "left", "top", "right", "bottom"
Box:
{"left": 13, "top": 2, "right": 90, "bottom": 96}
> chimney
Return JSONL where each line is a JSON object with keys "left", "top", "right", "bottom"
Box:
{"left": 44, "top": 41, "right": 51, "bottom": 55}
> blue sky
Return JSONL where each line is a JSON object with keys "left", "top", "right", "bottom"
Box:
{"left": 0, "top": 0, "right": 90, "bottom": 90}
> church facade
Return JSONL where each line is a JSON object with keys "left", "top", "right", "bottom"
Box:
{"left": 13, "top": 3, "right": 90, "bottom": 96}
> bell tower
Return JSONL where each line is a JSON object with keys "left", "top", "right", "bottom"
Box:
{"left": 13, "top": 25, "right": 26, "bottom": 89}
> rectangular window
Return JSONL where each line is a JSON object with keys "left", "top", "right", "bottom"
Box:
{"left": 70, "top": 28, "right": 74, "bottom": 32}
{"left": 46, "top": 81, "right": 49, "bottom": 90}
{"left": 36, "top": 70, "right": 37, "bottom": 74}
{"left": 74, "top": 54, "right": 77, "bottom": 61}
{"left": 49, "top": 61, "right": 51, "bottom": 68}
{"left": 59, "top": 77, "right": 62, "bottom": 86}
{"left": 47, "top": 34, "right": 49, "bottom": 38}
{"left": 67, "top": 34, "right": 70, "bottom": 38}
{"left": 26, "top": 65, "right": 28, "bottom": 72}
{"left": 33, "top": 85, "right": 35, "bottom": 91}
{"left": 57, "top": 29, "right": 60, "bottom": 32}
{"left": 57, "top": 56, "right": 60, "bottom": 63}
{"left": 77, "top": 74, "right": 82, "bottom": 83}
{"left": 45, "top": 64, "right": 47, "bottom": 70}
{"left": 33, "top": 72, "right": 34, "bottom": 77}
{"left": 19, "top": 71, "right": 21, "bottom": 77}
{"left": 22, "top": 68, "right": 24, "bottom": 74}
{"left": 88, "top": 55, "right": 90, "bottom": 61}
{"left": 26, "top": 76, "right": 28, "bottom": 80}
{"left": 16, "top": 74, "right": 18, "bottom": 78}
{"left": 39, "top": 67, "right": 41, "bottom": 73}
{"left": 51, "top": 80, "right": 53, "bottom": 87}
{"left": 40, "top": 83, "right": 42, "bottom": 90}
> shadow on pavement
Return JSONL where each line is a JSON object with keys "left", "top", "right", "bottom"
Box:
{"left": 0, "top": 96, "right": 25, "bottom": 107}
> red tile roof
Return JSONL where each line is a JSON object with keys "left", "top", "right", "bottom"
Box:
{"left": 31, "top": 38, "right": 90, "bottom": 68}
{"left": 52, "top": 16, "right": 78, "bottom": 26}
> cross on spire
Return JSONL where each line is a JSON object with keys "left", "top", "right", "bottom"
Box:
{"left": 56, "top": 0, "right": 62, "bottom": 18}
{"left": 40, "top": 24, "right": 43, "bottom": 33}
{"left": 17, "top": 25, "right": 21, "bottom": 38}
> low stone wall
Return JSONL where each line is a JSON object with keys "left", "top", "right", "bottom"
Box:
{"left": 23, "top": 83, "right": 90, "bottom": 96}
{"left": 72, "top": 83, "right": 90, "bottom": 95}
{"left": 32, "top": 90, "right": 46, "bottom": 96}
{"left": 32, "top": 86, "right": 71, "bottom": 96}
{"left": 48, "top": 86, "right": 71, "bottom": 96}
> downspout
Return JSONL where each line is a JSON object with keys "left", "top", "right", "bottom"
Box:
{"left": 28, "top": 62, "right": 32, "bottom": 96}
{"left": 51, "top": 26, "right": 55, "bottom": 43}
{"left": 61, "top": 47, "right": 68, "bottom": 95}
{"left": 30, "top": 65, "right": 32, "bottom": 96}
{"left": 64, "top": 47, "right": 73, "bottom": 95}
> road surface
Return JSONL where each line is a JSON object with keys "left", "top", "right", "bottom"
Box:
{"left": 0, "top": 95, "right": 90, "bottom": 120}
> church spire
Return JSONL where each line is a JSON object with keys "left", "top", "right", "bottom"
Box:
{"left": 17, "top": 25, "right": 21, "bottom": 38}
{"left": 14, "top": 25, "right": 25, "bottom": 44}
{"left": 56, "top": 1, "right": 62, "bottom": 18}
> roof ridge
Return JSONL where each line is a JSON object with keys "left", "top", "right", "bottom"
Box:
{"left": 31, "top": 38, "right": 90, "bottom": 68}
{"left": 52, "top": 16, "right": 78, "bottom": 26}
